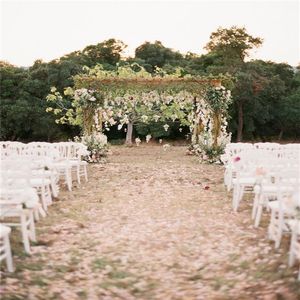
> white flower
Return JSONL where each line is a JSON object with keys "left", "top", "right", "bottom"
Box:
{"left": 141, "top": 115, "right": 148, "bottom": 123}
{"left": 163, "top": 124, "right": 169, "bottom": 132}
{"left": 179, "top": 128, "right": 183, "bottom": 132}
{"left": 146, "top": 134, "right": 152, "bottom": 143}
{"left": 153, "top": 115, "right": 160, "bottom": 122}
{"left": 109, "top": 118, "right": 116, "bottom": 126}
{"left": 163, "top": 144, "right": 170, "bottom": 151}
{"left": 117, "top": 124, "right": 123, "bottom": 130}
{"left": 135, "top": 137, "right": 141, "bottom": 146}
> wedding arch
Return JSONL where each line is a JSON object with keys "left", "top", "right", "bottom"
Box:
{"left": 47, "top": 65, "right": 232, "bottom": 160}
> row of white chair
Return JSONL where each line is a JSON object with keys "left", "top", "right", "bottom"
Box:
{"left": 223, "top": 143, "right": 300, "bottom": 281}
{"left": 0, "top": 141, "right": 90, "bottom": 272}
{"left": 1, "top": 141, "right": 89, "bottom": 191}
{"left": 222, "top": 143, "right": 300, "bottom": 192}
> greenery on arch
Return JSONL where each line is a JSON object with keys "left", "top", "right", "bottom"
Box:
{"left": 46, "top": 64, "right": 233, "bottom": 163}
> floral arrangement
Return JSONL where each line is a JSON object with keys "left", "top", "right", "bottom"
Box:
{"left": 163, "top": 144, "right": 171, "bottom": 151}
{"left": 205, "top": 85, "right": 232, "bottom": 112}
{"left": 46, "top": 65, "right": 233, "bottom": 158}
{"left": 135, "top": 137, "right": 141, "bottom": 146}
{"left": 188, "top": 128, "right": 232, "bottom": 164}
{"left": 75, "top": 133, "right": 109, "bottom": 163}
{"left": 146, "top": 134, "right": 152, "bottom": 143}
{"left": 187, "top": 84, "right": 232, "bottom": 164}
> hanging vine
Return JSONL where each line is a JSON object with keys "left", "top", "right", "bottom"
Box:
{"left": 46, "top": 64, "right": 233, "bottom": 163}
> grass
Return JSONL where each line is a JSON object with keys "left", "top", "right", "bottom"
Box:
{"left": 187, "top": 273, "right": 203, "bottom": 281}
{"left": 53, "top": 264, "right": 75, "bottom": 273}
{"left": 91, "top": 257, "right": 112, "bottom": 271}
{"left": 108, "top": 270, "right": 131, "bottom": 279}
{"left": 76, "top": 290, "right": 88, "bottom": 299}
{"left": 30, "top": 275, "right": 48, "bottom": 287}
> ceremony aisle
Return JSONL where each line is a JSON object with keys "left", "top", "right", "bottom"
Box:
{"left": 1, "top": 145, "right": 299, "bottom": 300}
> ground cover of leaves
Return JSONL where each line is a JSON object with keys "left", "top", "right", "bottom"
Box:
{"left": 1, "top": 145, "right": 299, "bottom": 300}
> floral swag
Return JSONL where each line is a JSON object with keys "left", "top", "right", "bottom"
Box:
{"left": 46, "top": 65, "right": 233, "bottom": 163}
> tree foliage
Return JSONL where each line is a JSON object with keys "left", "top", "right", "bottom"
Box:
{"left": 1, "top": 27, "right": 299, "bottom": 143}
{"left": 205, "top": 26, "right": 263, "bottom": 63}
{"left": 135, "top": 41, "right": 184, "bottom": 73}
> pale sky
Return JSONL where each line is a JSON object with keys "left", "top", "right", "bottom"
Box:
{"left": 0, "top": 0, "right": 299, "bottom": 67}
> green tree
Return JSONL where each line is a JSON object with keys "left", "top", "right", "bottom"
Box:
{"left": 204, "top": 26, "right": 263, "bottom": 141}
{"left": 0, "top": 61, "right": 78, "bottom": 141}
{"left": 135, "top": 41, "right": 184, "bottom": 73}
{"left": 205, "top": 26, "right": 263, "bottom": 64}
{"left": 228, "top": 60, "right": 298, "bottom": 141}
{"left": 82, "top": 38, "right": 126, "bottom": 67}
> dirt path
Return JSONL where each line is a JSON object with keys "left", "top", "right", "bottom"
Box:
{"left": 1, "top": 145, "right": 299, "bottom": 299}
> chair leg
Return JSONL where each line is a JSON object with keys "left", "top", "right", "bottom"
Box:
{"left": 268, "top": 210, "right": 276, "bottom": 240}
{"left": 20, "top": 214, "right": 31, "bottom": 254}
{"left": 38, "top": 203, "right": 47, "bottom": 218}
{"left": 227, "top": 176, "right": 232, "bottom": 191}
{"left": 34, "top": 207, "right": 40, "bottom": 221}
{"left": 4, "top": 235, "right": 14, "bottom": 272}
{"left": 252, "top": 193, "right": 259, "bottom": 220}
{"left": 238, "top": 187, "right": 244, "bottom": 207}
{"left": 40, "top": 186, "right": 48, "bottom": 211}
{"left": 234, "top": 185, "right": 243, "bottom": 212}
{"left": 275, "top": 213, "right": 284, "bottom": 249}
{"left": 254, "top": 194, "right": 264, "bottom": 228}
{"left": 46, "top": 185, "right": 52, "bottom": 205}
{"left": 288, "top": 249, "right": 295, "bottom": 267}
{"left": 232, "top": 185, "right": 240, "bottom": 211}
{"left": 289, "top": 230, "right": 297, "bottom": 267}
{"left": 84, "top": 165, "right": 88, "bottom": 182}
{"left": 51, "top": 174, "right": 59, "bottom": 198}
{"left": 66, "top": 169, "right": 72, "bottom": 191}
{"left": 77, "top": 165, "right": 81, "bottom": 184}
{"left": 29, "top": 211, "right": 36, "bottom": 242}
{"left": 275, "top": 230, "right": 282, "bottom": 249}
{"left": 254, "top": 205, "right": 263, "bottom": 228}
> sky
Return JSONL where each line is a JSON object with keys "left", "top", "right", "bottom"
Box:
{"left": 0, "top": 0, "right": 299, "bottom": 67}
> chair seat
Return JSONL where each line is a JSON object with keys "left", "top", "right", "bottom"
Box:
{"left": 52, "top": 161, "right": 71, "bottom": 169}
{"left": 32, "top": 170, "right": 53, "bottom": 177}
{"left": 0, "top": 224, "right": 11, "bottom": 236}
{"left": 1, "top": 187, "right": 39, "bottom": 203}
{"left": 233, "top": 177, "right": 256, "bottom": 185}
{"left": 261, "top": 185, "right": 295, "bottom": 193}
{"left": 267, "top": 200, "right": 296, "bottom": 215}
{"left": 69, "top": 159, "right": 87, "bottom": 166}
{"left": 30, "top": 178, "right": 51, "bottom": 186}
{"left": 288, "top": 220, "right": 300, "bottom": 234}
{"left": 68, "top": 160, "right": 80, "bottom": 167}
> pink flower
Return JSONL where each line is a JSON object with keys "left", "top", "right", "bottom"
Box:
{"left": 233, "top": 156, "right": 241, "bottom": 162}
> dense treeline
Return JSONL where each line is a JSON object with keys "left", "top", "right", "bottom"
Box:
{"left": 1, "top": 27, "right": 299, "bottom": 142}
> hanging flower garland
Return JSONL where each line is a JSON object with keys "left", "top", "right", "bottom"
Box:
{"left": 46, "top": 64, "right": 233, "bottom": 163}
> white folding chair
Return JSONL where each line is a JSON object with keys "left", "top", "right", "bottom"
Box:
{"left": 267, "top": 172, "right": 299, "bottom": 248}
{"left": 0, "top": 162, "right": 39, "bottom": 254}
{"left": 288, "top": 220, "right": 300, "bottom": 281}
{"left": 0, "top": 224, "right": 14, "bottom": 272}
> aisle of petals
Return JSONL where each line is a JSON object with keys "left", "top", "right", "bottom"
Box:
{"left": 1, "top": 146, "right": 299, "bottom": 300}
